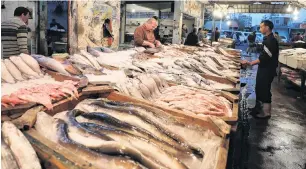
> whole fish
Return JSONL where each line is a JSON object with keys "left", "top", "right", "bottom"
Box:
{"left": 55, "top": 119, "right": 146, "bottom": 169}
{"left": 82, "top": 122, "right": 188, "bottom": 169}
{"left": 32, "top": 55, "right": 70, "bottom": 76}
{"left": 3, "top": 59, "right": 24, "bottom": 81}
{"left": 56, "top": 110, "right": 114, "bottom": 141}
{"left": 80, "top": 50, "right": 102, "bottom": 70}
{"left": 20, "top": 53, "right": 43, "bottom": 75}
{"left": 36, "top": 112, "right": 145, "bottom": 169}
{"left": 61, "top": 60, "right": 82, "bottom": 75}
{"left": 87, "top": 47, "right": 102, "bottom": 57}
{"left": 72, "top": 54, "right": 93, "bottom": 67}
{"left": 94, "top": 100, "right": 203, "bottom": 157}
{"left": 1, "top": 61, "right": 15, "bottom": 83}
{"left": 54, "top": 115, "right": 164, "bottom": 169}
{"left": 9, "top": 56, "right": 40, "bottom": 78}
{"left": 2, "top": 121, "right": 41, "bottom": 169}
{"left": 72, "top": 62, "right": 104, "bottom": 75}
{"left": 1, "top": 138, "right": 19, "bottom": 169}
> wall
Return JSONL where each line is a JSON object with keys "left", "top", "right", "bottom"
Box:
{"left": 1, "top": 1, "right": 38, "bottom": 54}
{"left": 71, "top": 0, "right": 120, "bottom": 51}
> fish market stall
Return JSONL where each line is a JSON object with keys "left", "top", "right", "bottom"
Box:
{"left": 1, "top": 44, "right": 241, "bottom": 169}
{"left": 278, "top": 48, "right": 306, "bottom": 98}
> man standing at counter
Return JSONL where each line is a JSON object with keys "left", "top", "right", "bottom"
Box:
{"left": 248, "top": 20, "right": 279, "bottom": 119}
{"left": 1, "top": 7, "right": 30, "bottom": 58}
{"left": 134, "top": 18, "right": 161, "bottom": 48}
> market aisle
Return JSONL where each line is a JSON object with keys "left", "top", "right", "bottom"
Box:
{"left": 248, "top": 81, "right": 306, "bottom": 169}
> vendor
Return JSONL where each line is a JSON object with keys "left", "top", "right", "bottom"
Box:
{"left": 134, "top": 18, "right": 161, "bottom": 48}
{"left": 246, "top": 20, "right": 279, "bottom": 119}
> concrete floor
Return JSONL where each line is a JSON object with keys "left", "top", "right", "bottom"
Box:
{"left": 247, "top": 81, "right": 306, "bottom": 169}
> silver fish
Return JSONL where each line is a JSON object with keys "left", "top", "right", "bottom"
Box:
{"left": 2, "top": 121, "right": 41, "bottom": 169}
{"left": 10, "top": 56, "right": 40, "bottom": 78}
{"left": 1, "top": 60, "right": 16, "bottom": 83}
{"left": 3, "top": 59, "right": 24, "bottom": 81}
{"left": 32, "top": 55, "right": 70, "bottom": 76}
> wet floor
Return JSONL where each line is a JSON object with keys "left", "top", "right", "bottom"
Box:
{"left": 227, "top": 44, "right": 306, "bottom": 169}
{"left": 247, "top": 80, "right": 306, "bottom": 169}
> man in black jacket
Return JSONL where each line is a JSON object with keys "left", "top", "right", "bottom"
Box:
{"left": 248, "top": 20, "right": 279, "bottom": 119}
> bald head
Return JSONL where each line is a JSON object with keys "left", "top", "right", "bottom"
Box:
{"left": 144, "top": 18, "right": 158, "bottom": 31}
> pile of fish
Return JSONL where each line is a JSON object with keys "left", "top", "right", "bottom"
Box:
{"left": 2, "top": 54, "right": 44, "bottom": 83}
{"left": 35, "top": 99, "right": 224, "bottom": 169}
{"left": 2, "top": 121, "right": 41, "bottom": 169}
{"left": 1, "top": 80, "right": 78, "bottom": 109}
{"left": 68, "top": 50, "right": 104, "bottom": 75}
{"left": 110, "top": 72, "right": 232, "bottom": 117}
{"left": 152, "top": 85, "right": 232, "bottom": 117}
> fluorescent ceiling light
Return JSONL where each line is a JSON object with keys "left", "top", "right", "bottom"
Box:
{"left": 293, "top": 7, "right": 299, "bottom": 15}
{"left": 132, "top": 9, "right": 135, "bottom": 13}
{"left": 287, "top": 5, "right": 292, "bottom": 12}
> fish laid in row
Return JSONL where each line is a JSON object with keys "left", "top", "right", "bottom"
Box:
{"left": 35, "top": 98, "right": 210, "bottom": 169}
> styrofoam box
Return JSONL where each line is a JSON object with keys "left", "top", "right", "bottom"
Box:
{"left": 286, "top": 55, "right": 306, "bottom": 69}
{"left": 279, "top": 54, "right": 291, "bottom": 64}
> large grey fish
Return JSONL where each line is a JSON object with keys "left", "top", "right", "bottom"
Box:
{"left": 55, "top": 119, "right": 146, "bottom": 169}
{"left": 95, "top": 100, "right": 204, "bottom": 157}
{"left": 80, "top": 50, "right": 102, "bottom": 70}
{"left": 32, "top": 55, "right": 70, "bottom": 76}
{"left": 2, "top": 121, "right": 41, "bottom": 169}
{"left": 56, "top": 117, "right": 165, "bottom": 169}
{"left": 1, "top": 138, "right": 19, "bottom": 169}
{"left": 82, "top": 122, "right": 188, "bottom": 169}
{"left": 3, "top": 59, "right": 24, "bottom": 81}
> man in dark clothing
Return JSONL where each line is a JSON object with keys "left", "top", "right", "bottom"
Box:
{"left": 247, "top": 20, "right": 279, "bottom": 119}
{"left": 214, "top": 27, "right": 220, "bottom": 42}
{"left": 184, "top": 28, "right": 199, "bottom": 46}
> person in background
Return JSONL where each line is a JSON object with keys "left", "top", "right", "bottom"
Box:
{"left": 214, "top": 27, "right": 220, "bottom": 42}
{"left": 50, "top": 19, "right": 65, "bottom": 30}
{"left": 247, "top": 31, "right": 257, "bottom": 54}
{"left": 184, "top": 28, "right": 199, "bottom": 46}
{"left": 164, "top": 26, "right": 169, "bottom": 38}
{"left": 197, "top": 28, "right": 204, "bottom": 42}
{"left": 274, "top": 32, "right": 281, "bottom": 43}
{"left": 152, "top": 16, "right": 160, "bottom": 40}
{"left": 293, "top": 33, "right": 303, "bottom": 42}
{"left": 247, "top": 20, "right": 279, "bottom": 119}
{"left": 181, "top": 24, "right": 188, "bottom": 44}
{"left": 1, "top": 7, "right": 30, "bottom": 58}
{"left": 134, "top": 18, "right": 161, "bottom": 48}
{"left": 103, "top": 18, "right": 113, "bottom": 47}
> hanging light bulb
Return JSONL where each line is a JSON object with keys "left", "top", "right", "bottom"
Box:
{"left": 287, "top": 4, "right": 292, "bottom": 12}
{"left": 226, "top": 15, "right": 230, "bottom": 19}
{"left": 293, "top": 7, "right": 299, "bottom": 16}
{"left": 227, "top": 21, "right": 231, "bottom": 26}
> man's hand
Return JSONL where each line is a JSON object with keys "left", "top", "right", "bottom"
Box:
{"left": 155, "top": 40, "right": 161, "bottom": 47}
{"left": 148, "top": 43, "right": 156, "bottom": 48}
{"left": 241, "top": 60, "right": 248, "bottom": 65}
